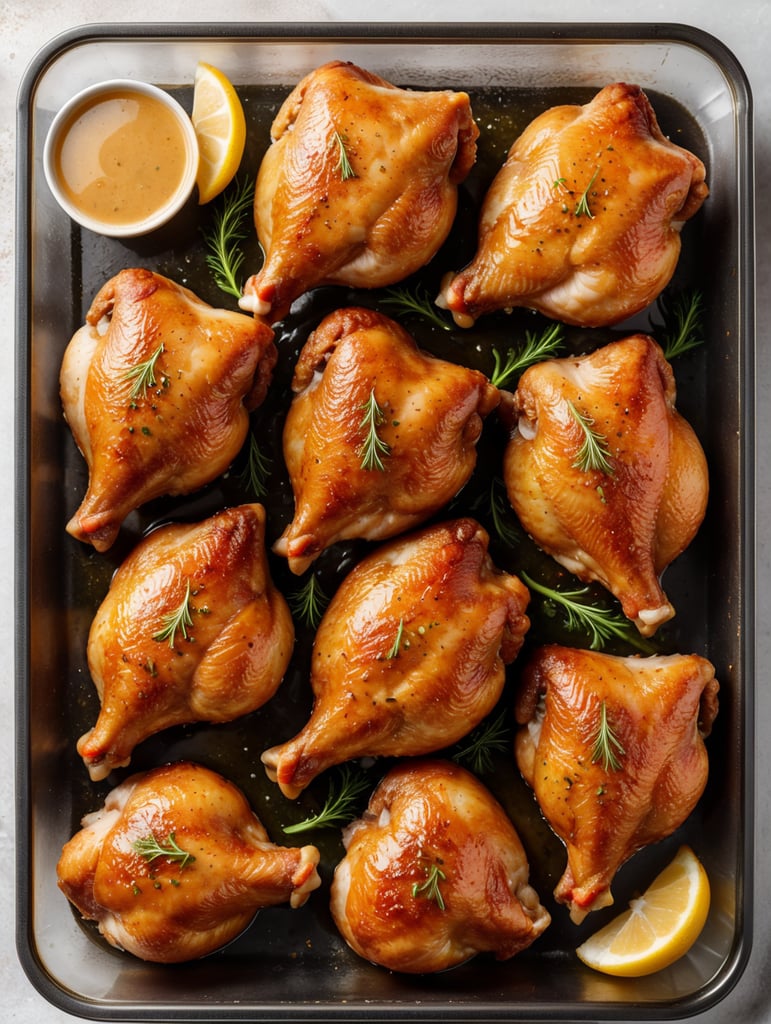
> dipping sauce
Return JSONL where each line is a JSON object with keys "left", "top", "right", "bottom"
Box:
{"left": 53, "top": 89, "right": 190, "bottom": 227}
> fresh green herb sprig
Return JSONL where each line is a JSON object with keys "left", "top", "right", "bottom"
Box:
{"left": 488, "top": 477, "right": 520, "bottom": 548}
{"left": 201, "top": 176, "right": 255, "bottom": 299}
{"left": 358, "top": 388, "right": 391, "bottom": 472}
{"left": 152, "top": 580, "right": 194, "bottom": 647}
{"left": 123, "top": 344, "right": 165, "bottom": 400}
{"left": 283, "top": 764, "right": 371, "bottom": 834}
{"left": 132, "top": 831, "right": 195, "bottom": 870}
{"left": 289, "top": 574, "right": 330, "bottom": 630}
{"left": 489, "top": 323, "right": 564, "bottom": 389}
{"left": 568, "top": 401, "right": 614, "bottom": 475}
{"left": 574, "top": 167, "right": 600, "bottom": 219}
{"left": 453, "top": 710, "right": 509, "bottom": 775}
{"left": 238, "top": 431, "right": 272, "bottom": 498}
{"left": 411, "top": 854, "right": 447, "bottom": 911}
{"left": 521, "top": 571, "right": 651, "bottom": 652}
{"left": 656, "top": 289, "right": 705, "bottom": 360}
{"left": 386, "top": 618, "right": 405, "bottom": 659}
{"left": 332, "top": 131, "right": 356, "bottom": 181}
{"left": 381, "top": 284, "right": 453, "bottom": 331}
{"left": 591, "top": 700, "right": 625, "bottom": 772}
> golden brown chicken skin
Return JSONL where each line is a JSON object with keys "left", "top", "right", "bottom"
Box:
{"left": 61, "top": 268, "right": 277, "bottom": 551}
{"left": 502, "top": 334, "right": 708, "bottom": 636}
{"left": 57, "top": 761, "right": 321, "bottom": 962}
{"left": 262, "top": 519, "right": 530, "bottom": 798}
{"left": 514, "top": 645, "right": 719, "bottom": 923}
{"left": 438, "top": 83, "right": 708, "bottom": 328}
{"left": 78, "top": 504, "right": 294, "bottom": 781}
{"left": 239, "top": 61, "right": 478, "bottom": 322}
{"left": 330, "top": 759, "right": 550, "bottom": 973}
{"left": 274, "top": 307, "right": 500, "bottom": 574}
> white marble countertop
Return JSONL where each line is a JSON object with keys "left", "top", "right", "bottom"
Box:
{"left": 2, "top": 1, "right": 768, "bottom": 1021}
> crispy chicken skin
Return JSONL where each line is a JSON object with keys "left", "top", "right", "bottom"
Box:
{"left": 61, "top": 268, "right": 276, "bottom": 551}
{"left": 330, "top": 760, "right": 550, "bottom": 973}
{"left": 239, "top": 60, "right": 478, "bottom": 322}
{"left": 57, "top": 762, "right": 321, "bottom": 962}
{"left": 514, "top": 645, "right": 719, "bottom": 923}
{"left": 78, "top": 504, "right": 294, "bottom": 781}
{"left": 273, "top": 307, "right": 500, "bottom": 574}
{"left": 502, "top": 334, "right": 708, "bottom": 636}
{"left": 438, "top": 83, "right": 708, "bottom": 328}
{"left": 262, "top": 519, "right": 530, "bottom": 798}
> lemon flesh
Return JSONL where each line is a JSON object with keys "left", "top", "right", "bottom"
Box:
{"left": 192, "top": 62, "right": 247, "bottom": 205}
{"left": 575, "top": 845, "right": 711, "bottom": 977}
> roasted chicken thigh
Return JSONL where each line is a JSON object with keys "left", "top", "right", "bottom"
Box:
{"left": 502, "top": 334, "right": 708, "bottom": 636}
{"left": 57, "top": 761, "right": 321, "bottom": 962}
{"left": 514, "top": 645, "right": 719, "bottom": 923}
{"left": 438, "top": 83, "right": 708, "bottom": 328}
{"left": 330, "top": 759, "right": 550, "bottom": 973}
{"left": 239, "top": 60, "right": 478, "bottom": 322}
{"left": 262, "top": 519, "right": 530, "bottom": 798}
{"left": 274, "top": 307, "right": 500, "bottom": 574}
{"left": 61, "top": 268, "right": 276, "bottom": 551}
{"left": 78, "top": 504, "right": 294, "bottom": 781}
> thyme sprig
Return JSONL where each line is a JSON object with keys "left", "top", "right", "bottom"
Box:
{"left": 574, "top": 166, "right": 600, "bottom": 219}
{"left": 358, "top": 388, "right": 391, "bottom": 472}
{"left": 283, "top": 764, "right": 371, "bottom": 834}
{"left": 568, "top": 401, "right": 614, "bottom": 475}
{"left": 132, "top": 831, "right": 195, "bottom": 870}
{"left": 332, "top": 131, "right": 356, "bottom": 181}
{"left": 152, "top": 580, "right": 194, "bottom": 647}
{"left": 453, "top": 709, "right": 509, "bottom": 775}
{"left": 489, "top": 323, "right": 565, "bottom": 389}
{"left": 411, "top": 854, "right": 447, "bottom": 911}
{"left": 238, "top": 431, "right": 272, "bottom": 498}
{"left": 289, "top": 574, "right": 330, "bottom": 630}
{"left": 201, "top": 175, "right": 255, "bottom": 299}
{"left": 656, "top": 289, "right": 705, "bottom": 360}
{"left": 123, "top": 343, "right": 165, "bottom": 400}
{"left": 520, "top": 571, "right": 650, "bottom": 652}
{"left": 381, "top": 284, "right": 453, "bottom": 331}
{"left": 591, "top": 700, "right": 626, "bottom": 772}
{"left": 386, "top": 618, "right": 406, "bottom": 659}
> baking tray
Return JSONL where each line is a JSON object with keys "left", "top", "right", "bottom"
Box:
{"left": 15, "top": 22, "right": 755, "bottom": 1021}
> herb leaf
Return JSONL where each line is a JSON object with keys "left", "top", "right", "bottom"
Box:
{"left": 132, "top": 831, "right": 195, "bottom": 870}
{"left": 123, "top": 343, "right": 165, "bottom": 400}
{"left": 386, "top": 618, "right": 405, "bottom": 659}
{"left": 283, "top": 764, "right": 371, "bottom": 834}
{"left": 489, "top": 323, "right": 564, "bottom": 389}
{"left": 520, "top": 571, "right": 651, "bottom": 652}
{"left": 289, "top": 574, "right": 330, "bottom": 630}
{"left": 591, "top": 700, "right": 625, "bottom": 772}
{"left": 238, "top": 431, "right": 272, "bottom": 498}
{"left": 411, "top": 854, "right": 447, "bottom": 911}
{"left": 568, "top": 401, "right": 614, "bottom": 475}
{"left": 201, "top": 176, "right": 255, "bottom": 299}
{"left": 489, "top": 476, "right": 520, "bottom": 548}
{"left": 332, "top": 131, "right": 356, "bottom": 181}
{"left": 358, "top": 387, "right": 391, "bottom": 472}
{"left": 657, "top": 289, "right": 705, "bottom": 360}
{"left": 574, "top": 166, "right": 600, "bottom": 219}
{"left": 453, "top": 709, "right": 509, "bottom": 775}
{"left": 381, "top": 284, "right": 453, "bottom": 331}
{"left": 152, "top": 580, "right": 194, "bottom": 647}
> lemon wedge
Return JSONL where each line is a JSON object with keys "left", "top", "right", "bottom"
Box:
{"left": 191, "top": 62, "right": 247, "bottom": 204}
{"left": 575, "top": 846, "right": 710, "bottom": 977}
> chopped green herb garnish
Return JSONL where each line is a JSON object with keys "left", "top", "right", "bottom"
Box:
{"left": 574, "top": 166, "right": 600, "bottom": 218}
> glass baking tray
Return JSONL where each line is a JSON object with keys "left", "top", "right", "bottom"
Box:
{"left": 15, "top": 22, "right": 755, "bottom": 1021}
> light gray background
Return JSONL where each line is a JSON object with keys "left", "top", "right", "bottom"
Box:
{"left": 2, "top": 1, "right": 767, "bottom": 1021}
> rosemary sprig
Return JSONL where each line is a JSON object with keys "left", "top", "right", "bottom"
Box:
{"left": 283, "top": 764, "right": 371, "bottom": 834}
{"left": 358, "top": 388, "right": 391, "bottom": 472}
{"left": 574, "top": 166, "right": 600, "bottom": 219}
{"left": 520, "top": 571, "right": 649, "bottom": 652}
{"left": 488, "top": 477, "right": 520, "bottom": 548}
{"left": 332, "top": 130, "right": 356, "bottom": 181}
{"left": 132, "top": 831, "right": 195, "bottom": 870}
{"left": 568, "top": 401, "right": 614, "bottom": 475}
{"left": 591, "top": 700, "right": 625, "bottom": 772}
{"left": 381, "top": 284, "right": 453, "bottom": 331}
{"left": 386, "top": 618, "right": 405, "bottom": 659}
{"left": 657, "top": 289, "right": 705, "bottom": 360}
{"left": 453, "top": 709, "right": 509, "bottom": 775}
{"left": 152, "top": 580, "right": 194, "bottom": 647}
{"left": 201, "top": 176, "right": 255, "bottom": 299}
{"left": 489, "top": 323, "right": 565, "bottom": 389}
{"left": 123, "top": 343, "right": 165, "bottom": 400}
{"left": 289, "top": 574, "right": 330, "bottom": 630}
{"left": 411, "top": 854, "right": 447, "bottom": 911}
{"left": 238, "top": 431, "right": 272, "bottom": 498}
